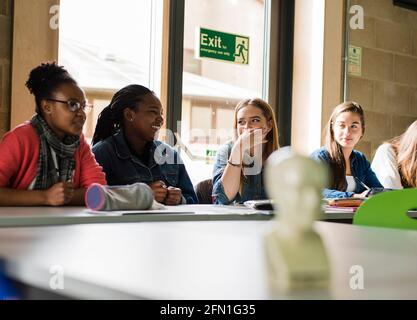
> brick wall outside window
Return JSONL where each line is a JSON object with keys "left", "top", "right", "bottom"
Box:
{"left": 347, "top": 0, "right": 417, "bottom": 159}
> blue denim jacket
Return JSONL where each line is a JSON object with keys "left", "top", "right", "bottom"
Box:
{"left": 310, "top": 147, "right": 383, "bottom": 198}
{"left": 92, "top": 131, "right": 198, "bottom": 204}
{"left": 212, "top": 142, "right": 267, "bottom": 204}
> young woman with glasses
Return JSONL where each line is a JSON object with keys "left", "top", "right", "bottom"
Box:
{"left": 0, "top": 62, "right": 106, "bottom": 206}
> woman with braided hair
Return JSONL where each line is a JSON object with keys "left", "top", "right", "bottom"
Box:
{"left": 0, "top": 62, "right": 106, "bottom": 206}
{"left": 92, "top": 84, "right": 197, "bottom": 205}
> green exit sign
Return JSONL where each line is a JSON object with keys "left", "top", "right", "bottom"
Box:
{"left": 197, "top": 27, "right": 249, "bottom": 65}
{"left": 206, "top": 149, "right": 217, "bottom": 157}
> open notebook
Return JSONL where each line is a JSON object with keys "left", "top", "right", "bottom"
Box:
{"left": 244, "top": 198, "right": 363, "bottom": 214}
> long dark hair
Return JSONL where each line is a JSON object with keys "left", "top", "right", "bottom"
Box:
{"left": 325, "top": 101, "right": 365, "bottom": 191}
{"left": 25, "top": 62, "right": 77, "bottom": 115}
{"left": 92, "top": 84, "right": 153, "bottom": 146}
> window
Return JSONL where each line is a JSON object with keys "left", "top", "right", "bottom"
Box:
{"left": 179, "top": 0, "right": 269, "bottom": 184}
{"left": 58, "top": 0, "right": 163, "bottom": 143}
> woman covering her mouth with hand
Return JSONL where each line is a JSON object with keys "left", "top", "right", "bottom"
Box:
{"left": 0, "top": 62, "right": 106, "bottom": 206}
{"left": 212, "top": 98, "right": 279, "bottom": 205}
{"left": 92, "top": 84, "right": 197, "bottom": 205}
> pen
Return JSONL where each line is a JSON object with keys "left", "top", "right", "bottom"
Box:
{"left": 354, "top": 177, "right": 370, "bottom": 190}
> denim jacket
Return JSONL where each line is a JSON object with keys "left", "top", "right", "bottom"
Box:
{"left": 310, "top": 147, "right": 383, "bottom": 198}
{"left": 212, "top": 142, "right": 267, "bottom": 205}
{"left": 92, "top": 130, "right": 198, "bottom": 204}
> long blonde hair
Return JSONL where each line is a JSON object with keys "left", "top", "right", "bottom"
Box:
{"left": 389, "top": 120, "right": 417, "bottom": 188}
{"left": 324, "top": 101, "right": 365, "bottom": 190}
{"left": 232, "top": 98, "right": 280, "bottom": 162}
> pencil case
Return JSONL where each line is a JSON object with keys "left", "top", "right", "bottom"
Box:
{"left": 85, "top": 182, "right": 154, "bottom": 211}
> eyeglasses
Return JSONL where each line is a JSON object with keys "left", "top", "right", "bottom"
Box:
{"left": 46, "top": 98, "right": 93, "bottom": 114}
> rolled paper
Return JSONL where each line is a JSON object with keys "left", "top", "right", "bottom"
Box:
{"left": 85, "top": 182, "right": 154, "bottom": 211}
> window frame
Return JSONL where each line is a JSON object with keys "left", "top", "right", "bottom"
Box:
{"left": 165, "top": 0, "right": 293, "bottom": 147}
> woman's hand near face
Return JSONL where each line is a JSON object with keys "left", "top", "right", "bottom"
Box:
{"left": 230, "top": 129, "right": 267, "bottom": 164}
{"left": 44, "top": 181, "right": 75, "bottom": 206}
{"left": 148, "top": 180, "right": 168, "bottom": 203}
{"left": 237, "top": 128, "right": 267, "bottom": 150}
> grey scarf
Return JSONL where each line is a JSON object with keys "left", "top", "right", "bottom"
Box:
{"left": 30, "top": 114, "right": 80, "bottom": 190}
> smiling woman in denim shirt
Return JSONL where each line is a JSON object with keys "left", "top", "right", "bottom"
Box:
{"left": 91, "top": 85, "right": 197, "bottom": 205}
{"left": 212, "top": 98, "right": 279, "bottom": 205}
{"left": 310, "top": 101, "right": 382, "bottom": 199}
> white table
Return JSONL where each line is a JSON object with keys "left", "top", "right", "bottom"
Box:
{"left": 0, "top": 205, "right": 363, "bottom": 228}
{"left": 0, "top": 205, "right": 270, "bottom": 228}
{"left": 0, "top": 219, "right": 416, "bottom": 299}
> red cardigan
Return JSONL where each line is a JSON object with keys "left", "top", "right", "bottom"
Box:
{"left": 0, "top": 122, "right": 106, "bottom": 189}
